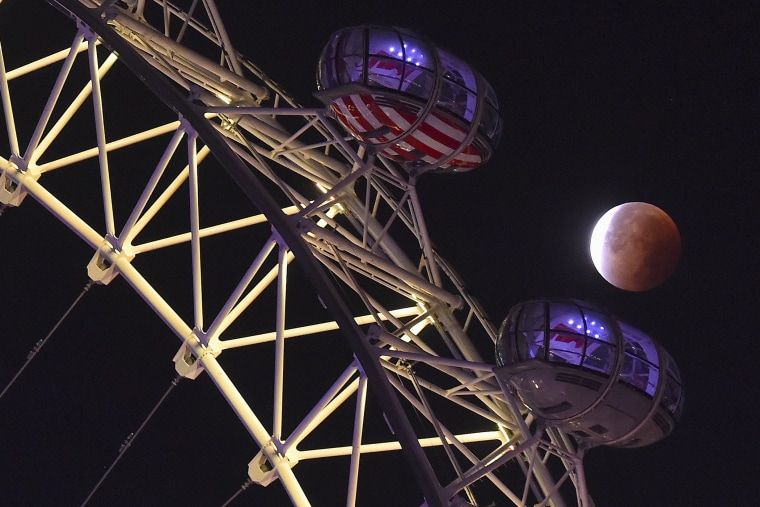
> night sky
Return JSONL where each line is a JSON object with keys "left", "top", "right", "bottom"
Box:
{"left": 1, "top": 1, "right": 758, "bottom": 506}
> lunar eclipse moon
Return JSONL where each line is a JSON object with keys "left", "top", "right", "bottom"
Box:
{"left": 590, "top": 202, "right": 681, "bottom": 292}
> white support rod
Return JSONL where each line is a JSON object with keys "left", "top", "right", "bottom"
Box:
{"left": 272, "top": 115, "right": 321, "bottom": 153}
{"left": 408, "top": 185, "right": 441, "bottom": 286}
{"left": 200, "top": 0, "right": 243, "bottom": 75}
{"left": 132, "top": 206, "right": 297, "bottom": 254}
{"left": 367, "top": 179, "right": 416, "bottom": 233}
{"left": 362, "top": 165, "right": 372, "bottom": 249}
{"left": 410, "top": 369, "right": 469, "bottom": 499}
{"left": 315, "top": 255, "right": 424, "bottom": 336}
{"left": 106, "top": 248, "right": 310, "bottom": 506}
{"left": 127, "top": 146, "right": 208, "bottom": 244}
{"left": 37, "top": 121, "right": 180, "bottom": 173}
{"left": 186, "top": 128, "right": 204, "bottom": 331}
{"left": 535, "top": 462, "right": 573, "bottom": 507}
{"left": 296, "top": 431, "right": 504, "bottom": 460}
{"left": 502, "top": 395, "right": 568, "bottom": 507}
{"left": 95, "top": 236, "right": 193, "bottom": 345}
{"left": 442, "top": 438, "right": 533, "bottom": 505}
{"left": 199, "top": 353, "right": 311, "bottom": 506}
{"left": 297, "top": 156, "right": 375, "bottom": 220}
{"left": 135, "top": 0, "right": 146, "bottom": 17}
{"left": 175, "top": 0, "right": 202, "bottom": 43}
{"left": 236, "top": 113, "right": 353, "bottom": 179}
{"left": 384, "top": 371, "right": 520, "bottom": 502}
{"left": 218, "top": 306, "right": 421, "bottom": 350}
{"left": 119, "top": 126, "right": 186, "bottom": 244}
{"left": 385, "top": 364, "right": 507, "bottom": 429}
{"left": 0, "top": 42, "right": 20, "bottom": 157}
{"left": 522, "top": 444, "right": 541, "bottom": 505}
{"left": 315, "top": 110, "right": 367, "bottom": 169}
{"left": 446, "top": 371, "right": 500, "bottom": 395}
{"left": 107, "top": 10, "right": 268, "bottom": 99}
{"left": 212, "top": 250, "right": 294, "bottom": 340}
{"left": 23, "top": 30, "right": 86, "bottom": 165}
{"left": 161, "top": 0, "right": 171, "bottom": 36}
{"left": 434, "top": 253, "right": 499, "bottom": 344}
{"left": 281, "top": 364, "right": 360, "bottom": 455}
{"left": 575, "top": 459, "right": 590, "bottom": 507}
{"left": 88, "top": 38, "right": 116, "bottom": 237}
{"left": 300, "top": 223, "right": 462, "bottom": 309}
{"left": 346, "top": 373, "right": 368, "bottom": 507}
{"left": 308, "top": 252, "right": 418, "bottom": 334}
{"left": 312, "top": 197, "right": 410, "bottom": 262}
{"left": 374, "top": 326, "right": 450, "bottom": 366}
{"left": 271, "top": 136, "right": 352, "bottom": 158}
{"left": 160, "top": 0, "right": 225, "bottom": 47}
{"left": 544, "top": 428, "right": 593, "bottom": 507}
{"left": 224, "top": 133, "right": 336, "bottom": 193}
{"left": 5, "top": 41, "right": 89, "bottom": 81}
{"left": 381, "top": 338, "right": 512, "bottom": 429}
{"left": 205, "top": 235, "right": 278, "bottom": 341}
{"left": 544, "top": 428, "right": 580, "bottom": 488}
{"left": 381, "top": 350, "right": 496, "bottom": 373}
{"left": 205, "top": 106, "right": 327, "bottom": 116}
{"left": 0, "top": 158, "right": 103, "bottom": 248}
{"left": 273, "top": 241, "right": 288, "bottom": 439}
{"left": 366, "top": 190, "right": 411, "bottom": 258}
{"left": 435, "top": 310, "right": 487, "bottom": 365}
{"left": 33, "top": 52, "right": 119, "bottom": 169}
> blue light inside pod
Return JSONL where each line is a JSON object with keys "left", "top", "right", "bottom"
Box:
{"left": 494, "top": 299, "right": 684, "bottom": 449}
{"left": 316, "top": 25, "right": 502, "bottom": 174}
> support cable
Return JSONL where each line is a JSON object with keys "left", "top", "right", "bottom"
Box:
{"left": 0, "top": 280, "right": 96, "bottom": 400}
{"left": 221, "top": 478, "right": 254, "bottom": 507}
{"left": 81, "top": 374, "right": 183, "bottom": 506}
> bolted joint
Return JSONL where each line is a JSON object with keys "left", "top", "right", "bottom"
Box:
{"left": 86, "top": 237, "right": 122, "bottom": 284}
{"left": 172, "top": 342, "right": 205, "bottom": 380}
{"left": 86, "top": 236, "right": 137, "bottom": 285}
{"left": 0, "top": 156, "right": 33, "bottom": 206}
{"left": 87, "top": 249, "right": 117, "bottom": 285}
{"left": 0, "top": 171, "right": 24, "bottom": 206}
{"left": 247, "top": 441, "right": 297, "bottom": 487}
{"left": 172, "top": 329, "right": 219, "bottom": 380}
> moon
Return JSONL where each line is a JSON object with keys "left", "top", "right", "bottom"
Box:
{"left": 590, "top": 202, "right": 681, "bottom": 291}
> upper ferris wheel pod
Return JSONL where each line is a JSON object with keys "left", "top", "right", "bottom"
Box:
{"left": 315, "top": 25, "right": 502, "bottom": 174}
{"left": 0, "top": 1, "right": 678, "bottom": 506}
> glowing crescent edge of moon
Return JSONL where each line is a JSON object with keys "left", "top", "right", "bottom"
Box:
{"left": 590, "top": 205, "right": 619, "bottom": 276}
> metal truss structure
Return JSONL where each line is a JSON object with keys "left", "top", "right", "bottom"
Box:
{"left": 0, "top": 1, "right": 594, "bottom": 505}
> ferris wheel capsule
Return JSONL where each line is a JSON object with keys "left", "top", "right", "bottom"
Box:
{"left": 315, "top": 25, "right": 502, "bottom": 174}
{"left": 494, "top": 299, "right": 684, "bottom": 449}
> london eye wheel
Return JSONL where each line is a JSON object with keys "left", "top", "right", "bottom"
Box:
{"left": 0, "top": 2, "right": 681, "bottom": 506}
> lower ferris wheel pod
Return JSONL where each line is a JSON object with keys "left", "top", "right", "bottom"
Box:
{"left": 0, "top": 2, "right": 679, "bottom": 506}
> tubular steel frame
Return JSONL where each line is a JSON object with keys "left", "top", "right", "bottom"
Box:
{"left": 0, "top": 1, "right": 593, "bottom": 505}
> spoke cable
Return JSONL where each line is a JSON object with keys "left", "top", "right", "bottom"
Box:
{"left": 81, "top": 374, "right": 184, "bottom": 506}
{"left": 0, "top": 279, "right": 96, "bottom": 400}
{"left": 221, "top": 478, "right": 254, "bottom": 507}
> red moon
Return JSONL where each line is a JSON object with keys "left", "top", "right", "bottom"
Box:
{"left": 590, "top": 202, "right": 681, "bottom": 291}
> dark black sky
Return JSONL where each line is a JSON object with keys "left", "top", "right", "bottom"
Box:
{"left": 1, "top": 1, "right": 758, "bottom": 506}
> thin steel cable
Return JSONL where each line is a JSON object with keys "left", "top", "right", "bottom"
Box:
{"left": 80, "top": 375, "right": 183, "bottom": 506}
{"left": 221, "top": 478, "right": 254, "bottom": 507}
{"left": 0, "top": 280, "right": 96, "bottom": 400}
